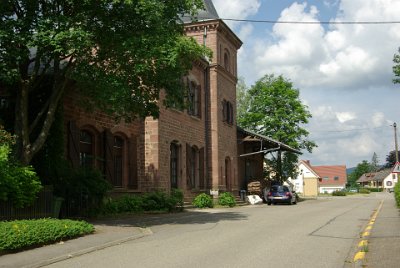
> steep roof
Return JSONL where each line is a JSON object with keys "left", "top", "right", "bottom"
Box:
{"left": 181, "top": 0, "right": 219, "bottom": 23}
{"left": 357, "top": 168, "right": 393, "bottom": 183}
{"left": 356, "top": 173, "right": 375, "bottom": 183}
{"left": 312, "top": 165, "right": 347, "bottom": 186}
{"left": 298, "top": 160, "right": 320, "bottom": 178}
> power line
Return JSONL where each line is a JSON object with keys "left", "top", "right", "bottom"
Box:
{"left": 190, "top": 16, "right": 400, "bottom": 25}
{"left": 310, "top": 126, "right": 388, "bottom": 133}
{"left": 221, "top": 18, "right": 400, "bottom": 25}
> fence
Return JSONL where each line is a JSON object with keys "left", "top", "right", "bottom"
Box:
{"left": 0, "top": 187, "right": 59, "bottom": 221}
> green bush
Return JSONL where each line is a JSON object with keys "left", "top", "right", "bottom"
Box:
{"left": 359, "top": 188, "right": 371, "bottom": 194}
{"left": 332, "top": 190, "right": 346, "bottom": 196}
{"left": 192, "top": 193, "right": 213, "bottom": 208}
{"left": 394, "top": 181, "right": 400, "bottom": 207}
{"left": 218, "top": 192, "right": 236, "bottom": 207}
{"left": 368, "top": 188, "right": 383, "bottom": 192}
{"left": 0, "top": 218, "right": 94, "bottom": 251}
{"left": 99, "top": 189, "right": 184, "bottom": 215}
{"left": 0, "top": 126, "right": 42, "bottom": 208}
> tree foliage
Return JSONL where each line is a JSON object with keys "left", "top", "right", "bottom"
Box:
{"left": 0, "top": 0, "right": 210, "bottom": 164}
{"left": 0, "top": 125, "right": 42, "bottom": 208}
{"left": 370, "top": 152, "right": 379, "bottom": 172}
{"left": 347, "top": 160, "right": 373, "bottom": 187}
{"left": 393, "top": 47, "right": 400, "bottom": 84}
{"left": 384, "top": 150, "right": 400, "bottom": 168}
{"left": 237, "top": 74, "right": 316, "bottom": 180}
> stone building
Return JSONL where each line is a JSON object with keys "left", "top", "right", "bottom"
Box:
{"left": 64, "top": 0, "right": 242, "bottom": 199}
{"left": 63, "top": 0, "right": 301, "bottom": 200}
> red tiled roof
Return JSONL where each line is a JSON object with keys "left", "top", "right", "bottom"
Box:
{"left": 312, "top": 165, "right": 347, "bottom": 186}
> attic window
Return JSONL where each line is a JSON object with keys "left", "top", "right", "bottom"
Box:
{"left": 334, "top": 176, "right": 339, "bottom": 181}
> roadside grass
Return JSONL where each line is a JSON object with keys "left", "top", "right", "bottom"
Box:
{"left": 0, "top": 218, "right": 94, "bottom": 252}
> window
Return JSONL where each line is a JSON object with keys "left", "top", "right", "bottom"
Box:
{"left": 113, "top": 136, "right": 124, "bottom": 187}
{"left": 387, "top": 181, "right": 393, "bottom": 187}
{"left": 79, "top": 130, "right": 94, "bottom": 168}
{"left": 222, "top": 100, "right": 234, "bottom": 125}
{"left": 170, "top": 142, "right": 179, "bottom": 189}
{"left": 187, "top": 81, "right": 201, "bottom": 117}
{"left": 224, "top": 51, "right": 230, "bottom": 72}
{"left": 334, "top": 176, "right": 339, "bottom": 181}
{"left": 323, "top": 176, "right": 329, "bottom": 181}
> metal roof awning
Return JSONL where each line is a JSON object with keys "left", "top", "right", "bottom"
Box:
{"left": 237, "top": 127, "right": 302, "bottom": 157}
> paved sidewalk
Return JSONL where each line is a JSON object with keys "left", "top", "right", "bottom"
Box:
{"left": 0, "top": 218, "right": 150, "bottom": 268}
{"left": 365, "top": 193, "right": 400, "bottom": 267}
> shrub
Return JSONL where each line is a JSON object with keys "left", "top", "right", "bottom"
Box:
{"left": 394, "top": 181, "right": 400, "bottom": 207}
{"left": 332, "top": 190, "right": 346, "bottom": 196}
{"left": 192, "top": 193, "right": 213, "bottom": 208}
{"left": 218, "top": 192, "right": 236, "bottom": 207}
{"left": 98, "top": 189, "right": 184, "bottom": 215}
{"left": 0, "top": 126, "right": 42, "bottom": 208}
{"left": 368, "top": 188, "right": 383, "bottom": 192}
{"left": 0, "top": 218, "right": 94, "bottom": 251}
{"left": 359, "top": 188, "right": 371, "bottom": 194}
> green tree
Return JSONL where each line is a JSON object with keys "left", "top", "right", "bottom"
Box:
{"left": 0, "top": 125, "right": 42, "bottom": 207}
{"left": 237, "top": 74, "right": 316, "bottom": 181}
{"left": 236, "top": 77, "right": 250, "bottom": 124}
{"left": 393, "top": 47, "right": 400, "bottom": 84}
{"left": 384, "top": 150, "right": 400, "bottom": 168}
{"left": 347, "top": 160, "right": 372, "bottom": 187}
{"left": 370, "top": 152, "right": 379, "bottom": 171}
{"left": 0, "top": 0, "right": 210, "bottom": 165}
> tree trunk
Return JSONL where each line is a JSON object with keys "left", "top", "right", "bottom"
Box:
{"left": 14, "top": 78, "right": 66, "bottom": 165}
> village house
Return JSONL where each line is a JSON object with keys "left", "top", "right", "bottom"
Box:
{"left": 62, "top": 0, "right": 300, "bottom": 202}
{"left": 356, "top": 168, "right": 398, "bottom": 192}
{"left": 289, "top": 160, "right": 347, "bottom": 196}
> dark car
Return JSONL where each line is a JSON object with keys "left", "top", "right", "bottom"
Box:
{"left": 265, "top": 185, "right": 297, "bottom": 205}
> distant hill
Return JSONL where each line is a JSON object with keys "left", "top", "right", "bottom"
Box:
{"left": 347, "top": 167, "right": 356, "bottom": 174}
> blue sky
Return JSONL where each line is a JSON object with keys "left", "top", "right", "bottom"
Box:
{"left": 212, "top": 0, "right": 400, "bottom": 168}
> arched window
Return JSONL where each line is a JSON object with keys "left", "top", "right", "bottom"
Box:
{"left": 222, "top": 99, "right": 234, "bottom": 125}
{"left": 224, "top": 50, "right": 230, "bottom": 72}
{"left": 187, "top": 80, "right": 201, "bottom": 118}
{"left": 79, "top": 130, "right": 94, "bottom": 168}
{"left": 113, "top": 136, "right": 124, "bottom": 187}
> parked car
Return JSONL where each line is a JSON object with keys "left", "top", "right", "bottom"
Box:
{"left": 265, "top": 185, "right": 297, "bottom": 205}
{"left": 388, "top": 188, "right": 394, "bottom": 193}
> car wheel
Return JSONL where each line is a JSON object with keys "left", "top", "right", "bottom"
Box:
{"left": 293, "top": 198, "right": 297, "bottom": 205}
{"left": 267, "top": 202, "right": 272, "bottom": 206}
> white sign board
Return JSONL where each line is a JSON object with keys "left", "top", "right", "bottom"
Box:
{"left": 392, "top": 162, "right": 400, "bottom": 173}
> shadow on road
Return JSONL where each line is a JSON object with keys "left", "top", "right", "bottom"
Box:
{"left": 90, "top": 210, "right": 248, "bottom": 228}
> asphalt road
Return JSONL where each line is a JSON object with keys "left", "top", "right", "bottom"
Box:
{"left": 43, "top": 194, "right": 392, "bottom": 268}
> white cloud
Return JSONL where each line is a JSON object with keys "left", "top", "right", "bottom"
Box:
{"left": 238, "top": 0, "right": 400, "bottom": 90}
{"left": 336, "top": 112, "right": 356, "bottom": 123}
{"left": 213, "top": 0, "right": 261, "bottom": 28}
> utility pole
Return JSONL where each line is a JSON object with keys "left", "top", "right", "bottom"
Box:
{"left": 394, "top": 123, "right": 399, "bottom": 163}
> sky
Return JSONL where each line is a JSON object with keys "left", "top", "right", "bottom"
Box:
{"left": 212, "top": 0, "right": 400, "bottom": 168}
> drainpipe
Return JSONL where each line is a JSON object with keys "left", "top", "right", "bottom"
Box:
{"left": 203, "top": 26, "right": 210, "bottom": 190}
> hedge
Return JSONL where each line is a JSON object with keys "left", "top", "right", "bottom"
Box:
{"left": 0, "top": 219, "right": 94, "bottom": 251}
{"left": 395, "top": 181, "right": 400, "bottom": 207}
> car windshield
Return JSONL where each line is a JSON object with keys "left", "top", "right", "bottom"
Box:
{"left": 271, "top": 186, "right": 289, "bottom": 192}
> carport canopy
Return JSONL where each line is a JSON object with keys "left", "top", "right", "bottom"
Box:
{"left": 237, "top": 127, "right": 302, "bottom": 157}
